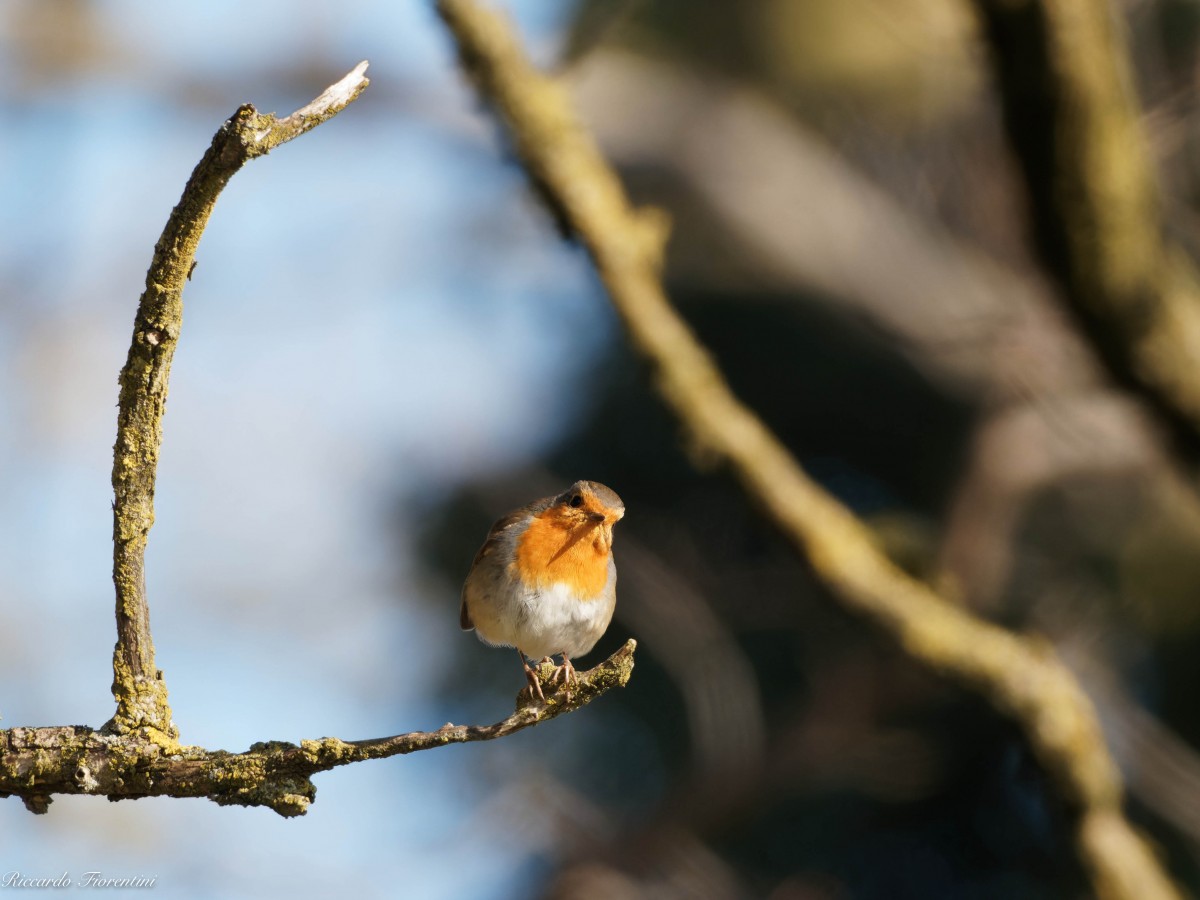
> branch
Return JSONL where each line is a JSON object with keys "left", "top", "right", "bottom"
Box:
{"left": 0, "top": 642, "right": 634, "bottom": 817}
{"left": 106, "top": 61, "right": 370, "bottom": 741}
{"left": 434, "top": 3, "right": 1181, "bottom": 898}
{"left": 973, "top": 0, "right": 1200, "bottom": 456}
{"left": 2, "top": 57, "right": 635, "bottom": 820}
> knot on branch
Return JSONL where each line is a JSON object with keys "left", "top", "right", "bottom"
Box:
{"left": 209, "top": 763, "right": 317, "bottom": 819}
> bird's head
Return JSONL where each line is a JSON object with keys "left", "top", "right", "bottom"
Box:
{"left": 544, "top": 480, "right": 625, "bottom": 530}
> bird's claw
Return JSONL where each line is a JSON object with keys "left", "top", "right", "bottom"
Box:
{"left": 525, "top": 668, "right": 546, "bottom": 702}
{"left": 550, "top": 660, "right": 577, "bottom": 687}
{"left": 517, "top": 653, "right": 580, "bottom": 704}
{"left": 518, "top": 653, "right": 546, "bottom": 702}
{"left": 550, "top": 656, "right": 578, "bottom": 700}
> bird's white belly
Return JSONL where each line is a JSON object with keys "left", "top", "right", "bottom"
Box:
{"left": 471, "top": 561, "right": 616, "bottom": 660}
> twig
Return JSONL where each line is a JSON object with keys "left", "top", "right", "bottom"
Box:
{"left": 1, "top": 641, "right": 635, "bottom": 817}
{"left": 434, "top": 2, "right": 1182, "bottom": 898}
{"left": 974, "top": 0, "right": 1200, "bottom": 456}
{"left": 106, "top": 61, "right": 370, "bottom": 740}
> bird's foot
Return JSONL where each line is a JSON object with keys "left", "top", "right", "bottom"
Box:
{"left": 524, "top": 667, "right": 547, "bottom": 702}
{"left": 550, "top": 655, "right": 578, "bottom": 700}
{"left": 517, "top": 650, "right": 546, "bottom": 702}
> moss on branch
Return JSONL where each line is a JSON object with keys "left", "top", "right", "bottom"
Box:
{"left": 0, "top": 641, "right": 634, "bottom": 817}
{"left": 105, "top": 62, "right": 370, "bottom": 742}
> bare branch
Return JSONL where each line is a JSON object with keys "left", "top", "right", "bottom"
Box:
{"left": 973, "top": 0, "right": 1200, "bottom": 456}
{"left": 106, "top": 62, "right": 370, "bottom": 740}
{"left": 434, "top": 2, "right": 1182, "bottom": 898}
{"left": 1, "top": 641, "right": 634, "bottom": 817}
{"left": 2, "top": 55, "right": 637, "bottom": 821}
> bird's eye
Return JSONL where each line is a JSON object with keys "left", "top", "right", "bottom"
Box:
{"left": 569, "top": 494, "right": 584, "bottom": 508}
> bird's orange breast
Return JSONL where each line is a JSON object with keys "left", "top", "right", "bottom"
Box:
{"left": 513, "top": 514, "right": 611, "bottom": 598}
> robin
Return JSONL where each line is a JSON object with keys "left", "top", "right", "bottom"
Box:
{"left": 461, "top": 480, "right": 625, "bottom": 700}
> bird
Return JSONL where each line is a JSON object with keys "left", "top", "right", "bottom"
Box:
{"left": 461, "top": 480, "right": 625, "bottom": 701}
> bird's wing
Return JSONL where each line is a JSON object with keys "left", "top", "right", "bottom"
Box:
{"left": 460, "top": 495, "right": 553, "bottom": 631}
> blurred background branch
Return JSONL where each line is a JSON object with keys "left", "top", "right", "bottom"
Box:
{"left": 974, "top": 0, "right": 1200, "bottom": 455}
{"left": 436, "top": 1, "right": 1184, "bottom": 897}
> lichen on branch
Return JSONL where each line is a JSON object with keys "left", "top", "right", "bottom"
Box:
{"left": 106, "top": 61, "right": 370, "bottom": 741}
{"left": 0, "top": 641, "right": 635, "bottom": 817}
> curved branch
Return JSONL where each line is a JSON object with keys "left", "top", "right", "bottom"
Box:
{"left": 106, "top": 62, "right": 370, "bottom": 740}
{"left": 1, "top": 60, "right": 635, "bottom": 819}
{"left": 434, "top": 3, "right": 1181, "bottom": 898}
{"left": 0, "top": 641, "right": 634, "bottom": 817}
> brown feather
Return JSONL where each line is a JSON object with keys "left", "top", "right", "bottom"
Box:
{"left": 460, "top": 496, "right": 555, "bottom": 630}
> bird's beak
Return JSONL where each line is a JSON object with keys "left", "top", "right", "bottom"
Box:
{"left": 587, "top": 511, "right": 606, "bottom": 523}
